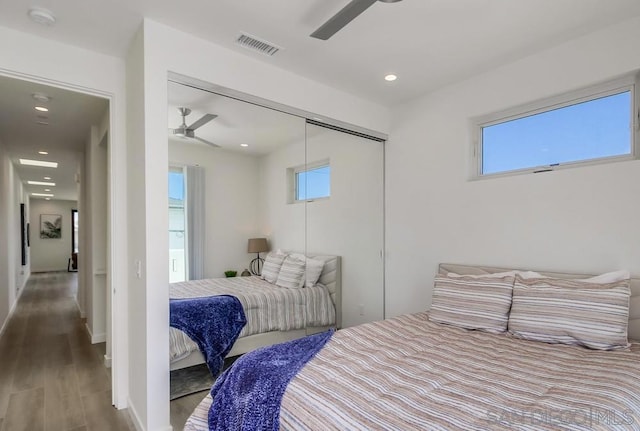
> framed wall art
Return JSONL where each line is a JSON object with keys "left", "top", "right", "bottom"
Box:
{"left": 40, "top": 213, "right": 62, "bottom": 239}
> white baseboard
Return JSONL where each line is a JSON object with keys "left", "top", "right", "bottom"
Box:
{"left": 74, "top": 298, "right": 86, "bottom": 318}
{"left": 84, "top": 322, "right": 106, "bottom": 344}
{"left": 104, "top": 354, "right": 112, "bottom": 368}
{"left": 127, "top": 396, "right": 173, "bottom": 431}
{"left": 0, "top": 281, "right": 26, "bottom": 339}
{"left": 127, "top": 397, "right": 144, "bottom": 431}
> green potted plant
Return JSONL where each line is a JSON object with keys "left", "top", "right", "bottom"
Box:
{"left": 224, "top": 270, "right": 237, "bottom": 278}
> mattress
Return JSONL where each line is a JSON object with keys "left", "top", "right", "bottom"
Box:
{"left": 170, "top": 276, "right": 335, "bottom": 362}
{"left": 185, "top": 312, "right": 640, "bottom": 430}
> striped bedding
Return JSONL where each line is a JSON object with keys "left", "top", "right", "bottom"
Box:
{"left": 185, "top": 312, "right": 640, "bottom": 430}
{"left": 170, "top": 276, "right": 335, "bottom": 363}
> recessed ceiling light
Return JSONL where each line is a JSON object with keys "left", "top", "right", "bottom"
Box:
{"left": 384, "top": 74, "right": 398, "bottom": 82}
{"left": 27, "top": 8, "right": 56, "bottom": 26}
{"left": 36, "top": 121, "right": 49, "bottom": 126}
{"left": 19, "top": 159, "right": 58, "bottom": 168}
{"left": 45, "top": 198, "right": 51, "bottom": 200}
{"left": 35, "top": 106, "right": 49, "bottom": 112}
{"left": 240, "top": 144, "right": 249, "bottom": 147}
{"left": 44, "top": 189, "right": 51, "bottom": 192}
{"left": 32, "top": 193, "right": 54, "bottom": 197}
{"left": 44, "top": 176, "right": 51, "bottom": 180}
{"left": 32, "top": 92, "right": 51, "bottom": 103}
{"left": 28, "top": 181, "right": 55, "bottom": 186}
{"left": 38, "top": 151, "right": 48, "bottom": 155}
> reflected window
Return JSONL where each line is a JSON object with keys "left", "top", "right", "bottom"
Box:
{"left": 169, "top": 168, "right": 187, "bottom": 282}
{"left": 289, "top": 160, "right": 330, "bottom": 202}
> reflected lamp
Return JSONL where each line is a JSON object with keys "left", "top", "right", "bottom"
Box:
{"left": 247, "top": 238, "right": 269, "bottom": 275}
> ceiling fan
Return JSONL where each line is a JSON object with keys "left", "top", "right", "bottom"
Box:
{"left": 169, "top": 107, "right": 220, "bottom": 148}
{"left": 310, "top": 0, "right": 403, "bottom": 40}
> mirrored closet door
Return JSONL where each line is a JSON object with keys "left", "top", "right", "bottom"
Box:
{"left": 167, "top": 81, "right": 306, "bottom": 278}
{"left": 167, "top": 79, "right": 385, "bottom": 326}
{"left": 304, "top": 122, "right": 384, "bottom": 327}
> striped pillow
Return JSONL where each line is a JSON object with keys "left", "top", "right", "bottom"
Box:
{"left": 428, "top": 274, "right": 515, "bottom": 333}
{"left": 275, "top": 255, "right": 306, "bottom": 289}
{"left": 508, "top": 275, "right": 631, "bottom": 350}
{"left": 261, "top": 251, "right": 287, "bottom": 284}
{"left": 305, "top": 258, "right": 325, "bottom": 288}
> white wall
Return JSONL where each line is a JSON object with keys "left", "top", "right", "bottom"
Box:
{"left": 258, "top": 140, "right": 306, "bottom": 253}
{"left": 29, "top": 199, "right": 76, "bottom": 272}
{"left": 168, "top": 142, "right": 261, "bottom": 277}
{"left": 125, "top": 26, "right": 149, "bottom": 429}
{"left": 0, "top": 24, "right": 128, "bottom": 408}
{"left": 0, "top": 147, "right": 31, "bottom": 335}
{"left": 385, "top": 16, "right": 640, "bottom": 318}
{"left": 13, "top": 167, "right": 29, "bottom": 295}
{"left": 84, "top": 121, "right": 109, "bottom": 344}
{"left": 0, "top": 142, "right": 8, "bottom": 329}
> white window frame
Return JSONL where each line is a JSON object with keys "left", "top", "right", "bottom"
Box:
{"left": 287, "top": 159, "right": 330, "bottom": 204}
{"left": 472, "top": 74, "right": 639, "bottom": 179}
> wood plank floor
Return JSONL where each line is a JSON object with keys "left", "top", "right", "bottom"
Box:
{"left": 0, "top": 272, "right": 135, "bottom": 431}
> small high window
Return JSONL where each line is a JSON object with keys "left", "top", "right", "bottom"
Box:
{"left": 475, "top": 76, "right": 637, "bottom": 177}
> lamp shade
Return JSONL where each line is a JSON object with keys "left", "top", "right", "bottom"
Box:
{"left": 247, "top": 238, "right": 269, "bottom": 253}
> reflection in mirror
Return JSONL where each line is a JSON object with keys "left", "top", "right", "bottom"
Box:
{"left": 167, "top": 81, "right": 306, "bottom": 278}
{"left": 305, "top": 122, "right": 385, "bottom": 327}
{"left": 166, "top": 80, "right": 385, "bottom": 427}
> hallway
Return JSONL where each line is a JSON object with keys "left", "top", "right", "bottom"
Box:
{"left": 0, "top": 272, "right": 135, "bottom": 431}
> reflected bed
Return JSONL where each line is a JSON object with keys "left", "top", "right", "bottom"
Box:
{"left": 170, "top": 254, "right": 341, "bottom": 370}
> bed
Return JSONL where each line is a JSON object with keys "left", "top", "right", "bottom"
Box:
{"left": 170, "top": 254, "right": 341, "bottom": 371}
{"left": 184, "top": 263, "right": 640, "bottom": 430}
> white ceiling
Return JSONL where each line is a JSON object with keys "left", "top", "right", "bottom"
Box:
{"left": 168, "top": 81, "right": 305, "bottom": 156}
{"left": 1, "top": 0, "right": 640, "bottom": 106}
{"left": 0, "top": 75, "right": 108, "bottom": 201}
{"left": 3, "top": 0, "right": 640, "bottom": 202}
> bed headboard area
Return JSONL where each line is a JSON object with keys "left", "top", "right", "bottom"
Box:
{"left": 438, "top": 263, "right": 640, "bottom": 342}
{"left": 309, "top": 254, "right": 342, "bottom": 329}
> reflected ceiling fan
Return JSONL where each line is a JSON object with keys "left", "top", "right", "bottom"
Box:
{"left": 310, "top": 0, "right": 403, "bottom": 40}
{"left": 169, "top": 107, "right": 220, "bottom": 148}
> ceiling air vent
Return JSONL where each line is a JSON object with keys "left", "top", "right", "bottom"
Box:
{"left": 236, "top": 33, "right": 282, "bottom": 57}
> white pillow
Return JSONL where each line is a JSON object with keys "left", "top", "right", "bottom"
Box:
{"left": 275, "top": 255, "right": 306, "bottom": 289}
{"left": 517, "top": 269, "right": 630, "bottom": 283}
{"left": 305, "top": 258, "right": 325, "bottom": 288}
{"left": 261, "top": 251, "right": 287, "bottom": 284}
{"left": 449, "top": 269, "right": 629, "bottom": 284}
{"left": 582, "top": 270, "right": 630, "bottom": 284}
{"left": 447, "top": 271, "right": 516, "bottom": 278}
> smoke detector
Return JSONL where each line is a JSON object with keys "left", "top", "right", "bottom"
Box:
{"left": 28, "top": 8, "right": 56, "bottom": 26}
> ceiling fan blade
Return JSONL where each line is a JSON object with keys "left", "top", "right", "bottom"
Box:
{"left": 188, "top": 113, "right": 218, "bottom": 131}
{"left": 310, "top": 0, "right": 377, "bottom": 40}
{"left": 194, "top": 136, "right": 221, "bottom": 148}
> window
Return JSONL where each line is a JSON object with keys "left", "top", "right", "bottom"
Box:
{"left": 288, "top": 160, "right": 330, "bottom": 203}
{"left": 476, "top": 76, "right": 637, "bottom": 177}
{"left": 169, "top": 168, "right": 187, "bottom": 283}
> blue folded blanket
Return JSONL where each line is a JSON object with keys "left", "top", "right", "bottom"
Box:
{"left": 170, "top": 295, "right": 247, "bottom": 376}
{"left": 208, "top": 329, "right": 334, "bottom": 431}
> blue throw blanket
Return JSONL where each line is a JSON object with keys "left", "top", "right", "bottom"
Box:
{"left": 170, "top": 295, "right": 246, "bottom": 376}
{"left": 208, "top": 329, "right": 334, "bottom": 431}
